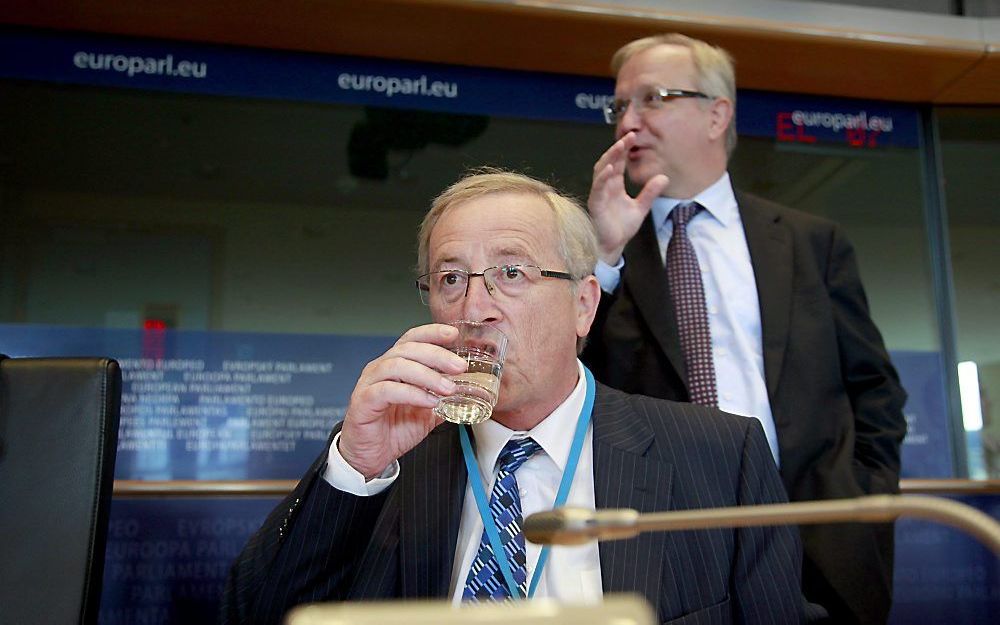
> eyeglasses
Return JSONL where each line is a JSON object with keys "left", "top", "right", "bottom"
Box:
{"left": 603, "top": 87, "right": 714, "bottom": 125}
{"left": 416, "top": 264, "right": 574, "bottom": 305}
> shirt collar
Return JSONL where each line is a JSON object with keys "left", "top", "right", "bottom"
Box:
{"left": 650, "top": 171, "right": 737, "bottom": 229}
{"left": 470, "top": 359, "right": 587, "bottom": 475}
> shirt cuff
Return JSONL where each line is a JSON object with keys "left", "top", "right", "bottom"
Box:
{"left": 322, "top": 431, "right": 399, "bottom": 496}
{"left": 594, "top": 257, "right": 624, "bottom": 294}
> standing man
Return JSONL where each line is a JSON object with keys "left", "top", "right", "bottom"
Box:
{"left": 581, "top": 33, "right": 908, "bottom": 624}
{"left": 222, "top": 170, "right": 802, "bottom": 625}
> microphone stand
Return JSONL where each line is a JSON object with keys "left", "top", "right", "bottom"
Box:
{"left": 524, "top": 494, "right": 1000, "bottom": 556}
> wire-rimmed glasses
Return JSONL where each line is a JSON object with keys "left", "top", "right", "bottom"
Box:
{"left": 416, "top": 264, "right": 574, "bottom": 306}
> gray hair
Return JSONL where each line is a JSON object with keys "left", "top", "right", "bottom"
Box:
{"left": 417, "top": 168, "right": 598, "bottom": 281}
{"left": 612, "top": 33, "right": 737, "bottom": 157}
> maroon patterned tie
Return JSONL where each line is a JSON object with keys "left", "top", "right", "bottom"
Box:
{"left": 666, "top": 202, "right": 718, "bottom": 406}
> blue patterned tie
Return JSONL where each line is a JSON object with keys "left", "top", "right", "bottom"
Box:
{"left": 462, "top": 436, "right": 543, "bottom": 601}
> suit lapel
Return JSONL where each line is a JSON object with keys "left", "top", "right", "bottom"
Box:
{"left": 738, "top": 191, "right": 792, "bottom": 400}
{"left": 399, "top": 424, "right": 466, "bottom": 598}
{"left": 624, "top": 215, "right": 687, "bottom": 387}
{"left": 592, "top": 386, "right": 673, "bottom": 616}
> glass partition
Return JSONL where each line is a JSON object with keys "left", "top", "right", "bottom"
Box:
{"left": 0, "top": 82, "right": 609, "bottom": 337}
{"left": 0, "top": 28, "right": 948, "bottom": 484}
{"left": 937, "top": 106, "right": 1000, "bottom": 478}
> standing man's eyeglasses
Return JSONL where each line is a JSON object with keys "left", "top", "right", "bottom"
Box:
{"left": 603, "top": 87, "right": 714, "bottom": 125}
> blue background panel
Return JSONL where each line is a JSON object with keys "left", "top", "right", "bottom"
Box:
{"left": 0, "top": 324, "right": 393, "bottom": 480}
{"left": 891, "top": 495, "right": 1000, "bottom": 624}
{"left": 99, "top": 498, "right": 277, "bottom": 624}
{"left": 0, "top": 27, "right": 919, "bottom": 148}
{"left": 96, "top": 495, "right": 999, "bottom": 624}
{"left": 0, "top": 325, "right": 955, "bottom": 480}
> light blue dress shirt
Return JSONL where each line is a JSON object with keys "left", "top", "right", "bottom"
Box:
{"left": 595, "top": 173, "right": 780, "bottom": 465}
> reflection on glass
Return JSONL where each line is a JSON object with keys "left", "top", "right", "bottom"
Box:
{"left": 958, "top": 361, "right": 985, "bottom": 478}
{"left": 0, "top": 82, "right": 608, "bottom": 337}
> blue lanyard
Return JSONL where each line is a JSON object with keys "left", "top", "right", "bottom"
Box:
{"left": 459, "top": 366, "right": 596, "bottom": 600}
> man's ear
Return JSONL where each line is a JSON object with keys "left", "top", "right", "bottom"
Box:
{"left": 575, "top": 275, "right": 601, "bottom": 341}
{"left": 708, "top": 97, "right": 734, "bottom": 142}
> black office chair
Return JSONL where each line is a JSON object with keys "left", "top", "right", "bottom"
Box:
{"left": 0, "top": 355, "right": 121, "bottom": 625}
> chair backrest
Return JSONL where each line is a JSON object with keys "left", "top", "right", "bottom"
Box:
{"left": 0, "top": 356, "right": 121, "bottom": 625}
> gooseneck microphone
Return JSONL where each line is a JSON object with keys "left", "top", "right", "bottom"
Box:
{"left": 524, "top": 495, "right": 1000, "bottom": 556}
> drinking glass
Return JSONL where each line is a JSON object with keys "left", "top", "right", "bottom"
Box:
{"left": 433, "top": 321, "right": 508, "bottom": 424}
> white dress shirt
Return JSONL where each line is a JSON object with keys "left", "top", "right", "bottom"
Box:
{"left": 594, "top": 172, "right": 780, "bottom": 465}
{"left": 323, "top": 359, "right": 603, "bottom": 603}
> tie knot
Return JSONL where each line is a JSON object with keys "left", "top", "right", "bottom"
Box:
{"left": 496, "top": 437, "right": 542, "bottom": 474}
{"left": 671, "top": 202, "right": 702, "bottom": 229}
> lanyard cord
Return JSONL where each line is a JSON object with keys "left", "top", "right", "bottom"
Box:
{"left": 459, "top": 366, "right": 596, "bottom": 599}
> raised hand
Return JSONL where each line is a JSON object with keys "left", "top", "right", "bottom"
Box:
{"left": 588, "top": 131, "right": 669, "bottom": 265}
{"left": 338, "top": 323, "right": 467, "bottom": 479}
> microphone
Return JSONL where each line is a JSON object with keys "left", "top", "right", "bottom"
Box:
{"left": 524, "top": 495, "right": 1000, "bottom": 556}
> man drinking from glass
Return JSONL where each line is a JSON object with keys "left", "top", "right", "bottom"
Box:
{"left": 221, "top": 169, "right": 802, "bottom": 625}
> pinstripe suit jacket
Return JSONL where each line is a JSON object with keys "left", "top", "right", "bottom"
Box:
{"left": 221, "top": 383, "right": 802, "bottom": 625}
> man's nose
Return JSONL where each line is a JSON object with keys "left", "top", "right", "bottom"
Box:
{"left": 460, "top": 275, "right": 500, "bottom": 323}
{"left": 617, "top": 101, "right": 642, "bottom": 138}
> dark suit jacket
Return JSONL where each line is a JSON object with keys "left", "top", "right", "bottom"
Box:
{"left": 221, "top": 383, "right": 802, "bottom": 625}
{"left": 581, "top": 191, "right": 908, "bottom": 624}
